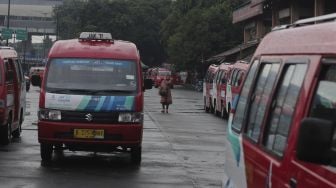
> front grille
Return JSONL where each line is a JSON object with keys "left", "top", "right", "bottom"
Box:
{"left": 61, "top": 111, "right": 119, "bottom": 124}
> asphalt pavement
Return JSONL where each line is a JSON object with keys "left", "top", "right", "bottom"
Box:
{"left": 0, "top": 85, "right": 228, "bottom": 188}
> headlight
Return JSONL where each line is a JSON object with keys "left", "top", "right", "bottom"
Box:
{"left": 118, "top": 112, "right": 143, "bottom": 123}
{"left": 39, "top": 109, "right": 61, "bottom": 121}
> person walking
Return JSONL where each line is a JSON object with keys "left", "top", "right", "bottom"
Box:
{"left": 159, "top": 76, "right": 172, "bottom": 113}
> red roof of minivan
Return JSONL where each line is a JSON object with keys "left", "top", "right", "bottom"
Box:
{"left": 255, "top": 22, "right": 336, "bottom": 56}
{"left": 0, "top": 47, "right": 17, "bottom": 59}
{"left": 48, "top": 39, "right": 139, "bottom": 60}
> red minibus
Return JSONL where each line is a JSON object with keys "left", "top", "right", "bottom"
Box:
{"left": 32, "top": 32, "right": 152, "bottom": 164}
{"left": 0, "top": 47, "right": 26, "bottom": 145}
{"left": 224, "top": 60, "right": 249, "bottom": 118}
{"left": 203, "top": 64, "right": 218, "bottom": 113}
{"left": 213, "top": 62, "right": 232, "bottom": 118}
{"left": 153, "top": 68, "right": 171, "bottom": 88}
{"left": 224, "top": 14, "right": 336, "bottom": 188}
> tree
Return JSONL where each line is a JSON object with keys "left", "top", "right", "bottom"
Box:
{"left": 53, "top": 0, "right": 171, "bottom": 67}
{"left": 161, "top": 0, "right": 242, "bottom": 71}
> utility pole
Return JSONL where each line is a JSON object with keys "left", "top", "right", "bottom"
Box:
{"left": 6, "top": 0, "right": 10, "bottom": 46}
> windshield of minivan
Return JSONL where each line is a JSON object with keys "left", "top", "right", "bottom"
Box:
{"left": 46, "top": 58, "right": 138, "bottom": 93}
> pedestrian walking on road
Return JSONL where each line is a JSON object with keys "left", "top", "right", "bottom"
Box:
{"left": 159, "top": 76, "right": 172, "bottom": 113}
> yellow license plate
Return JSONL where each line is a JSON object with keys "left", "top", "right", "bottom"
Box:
{"left": 73, "top": 129, "right": 104, "bottom": 139}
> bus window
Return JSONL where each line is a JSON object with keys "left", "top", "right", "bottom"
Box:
{"left": 264, "top": 63, "right": 307, "bottom": 156}
{"left": 246, "top": 63, "right": 280, "bottom": 142}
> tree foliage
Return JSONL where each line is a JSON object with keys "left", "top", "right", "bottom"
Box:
{"left": 54, "top": 0, "right": 242, "bottom": 70}
{"left": 54, "top": 0, "right": 171, "bottom": 66}
{"left": 161, "top": 0, "right": 242, "bottom": 71}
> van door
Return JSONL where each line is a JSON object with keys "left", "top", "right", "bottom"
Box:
{"left": 4, "top": 60, "right": 16, "bottom": 124}
{"left": 8, "top": 59, "right": 20, "bottom": 125}
{"left": 243, "top": 57, "right": 308, "bottom": 188}
{"left": 290, "top": 59, "right": 336, "bottom": 188}
{"left": 14, "top": 59, "right": 25, "bottom": 127}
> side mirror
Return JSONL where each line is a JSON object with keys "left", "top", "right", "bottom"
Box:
{"left": 144, "top": 79, "right": 153, "bottom": 90}
{"left": 297, "top": 117, "right": 335, "bottom": 165}
{"left": 31, "top": 75, "right": 41, "bottom": 87}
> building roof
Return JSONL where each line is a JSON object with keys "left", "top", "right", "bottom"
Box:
{"left": 207, "top": 40, "right": 259, "bottom": 62}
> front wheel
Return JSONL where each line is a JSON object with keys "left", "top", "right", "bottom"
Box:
{"left": 0, "top": 120, "right": 11, "bottom": 145}
{"left": 131, "top": 146, "right": 142, "bottom": 165}
{"left": 40, "top": 143, "right": 53, "bottom": 162}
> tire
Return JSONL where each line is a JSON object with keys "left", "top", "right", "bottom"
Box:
{"left": 214, "top": 103, "right": 218, "bottom": 116}
{"left": 131, "top": 146, "right": 142, "bottom": 165}
{"left": 41, "top": 143, "right": 53, "bottom": 162}
{"left": 12, "top": 112, "right": 23, "bottom": 138}
{"left": 221, "top": 106, "right": 228, "bottom": 119}
{"left": 204, "top": 98, "right": 209, "bottom": 113}
{"left": 210, "top": 100, "right": 215, "bottom": 113}
{"left": 0, "top": 119, "right": 11, "bottom": 145}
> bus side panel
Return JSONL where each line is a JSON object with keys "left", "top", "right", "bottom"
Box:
{"left": 223, "top": 113, "right": 248, "bottom": 188}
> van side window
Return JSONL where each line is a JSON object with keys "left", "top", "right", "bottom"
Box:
{"left": 234, "top": 71, "right": 244, "bottom": 87}
{"left": 5, "top": 59, "right": 15, "bottom": 83}
{"left": 16, "top": 60, "right": 24, "bottom": 82}
{"left": 309, "top": 63, "right": 336, "bottom": 158}
{"left": 221, "top": 71, "right": 227, "bottom": 84}
{"left": 13, "top": 60, "right": 22, "bottom": 82}
{"left": 246, "top": 63, "right": 280, "bottom": 142}
{"left": 231, "top": 70, "right": 238, "bottom": 86}
{"left": 310, "top": 64, "right": 336, "bottom": 121}
{"left": 264, "top": 64, "right": 307, "bottom": 156}
{"left": 231, "top": 60, "right": 259, "bottom": 132}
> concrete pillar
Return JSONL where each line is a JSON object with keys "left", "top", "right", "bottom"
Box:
{"left": 256, "top": 19, "right": 265, "bottom": 39}
{"left": 290, "top": 1, "right": 300, "bottom": 23}
{"left": 272, "top": 1, "right": 280, "bottom": 27}
{"left": 315, "top": 0, "right": 325, "bottom": 16}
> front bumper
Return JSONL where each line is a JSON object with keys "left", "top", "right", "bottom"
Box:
{"left": 38, "top": 121, "right": 143, "bottom": 148}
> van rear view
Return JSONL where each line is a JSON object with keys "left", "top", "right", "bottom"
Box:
{"left": 224, "top": 14, "right": 336, "bottom": 188}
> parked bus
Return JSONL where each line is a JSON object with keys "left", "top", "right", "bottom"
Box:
{"left": 0, "top": 47, "right": 26, "bottom": 145}
{"left": 213, "top": 62, "right": 232, "bottom": 118}
{"left": 225, "top": 60, "right": 249, "bottom": 119}
{"left": 203, "top": 64, "right": 218, "bottom": 113}
{"left": 32, "top": 32, "right": 152, "bottom": 164}
{"left": 224, "top": 14, "right": 336, "bottom": 188}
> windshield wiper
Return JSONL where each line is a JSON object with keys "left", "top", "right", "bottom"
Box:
{"left": 90, "top": 89, "right": 134, "bottom": 94}
{"left": 47, "top": 88, "right": 72, "bottom": 93}
{"left": 47, "top": 88, "right": 94, "bottom": 94}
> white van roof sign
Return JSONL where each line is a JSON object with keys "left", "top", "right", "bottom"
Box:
{"left": 79, "top": 32, "right": 113, "bottom": 41}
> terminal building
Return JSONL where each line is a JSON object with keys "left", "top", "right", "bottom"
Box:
{"left": 208, "top": 0, "right": 336, "bottom": 63}
{"left": 0, "top": 0, "right": 63, "bottom": 64}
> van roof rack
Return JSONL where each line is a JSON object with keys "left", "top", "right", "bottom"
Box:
{"left": 272, "top": 13, "right": 336, "bottom": 31}
{"left": 79, "top": 32, "right": 113, "bottom": 43}
{"left": 294, "top": 13, "right": 336, "bottom": 25}
{"left": 0, "top": 46, "right": 14, "bottom": 50}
